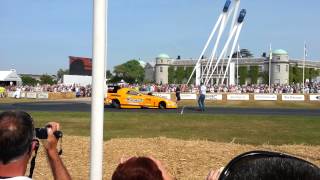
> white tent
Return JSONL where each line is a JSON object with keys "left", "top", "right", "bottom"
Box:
{"left": 0, "top": 70, "right": 22, "bottom": 86}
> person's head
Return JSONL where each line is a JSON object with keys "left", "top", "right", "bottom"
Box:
{"left": 112, "top": 157, "right": 164, "bottom": 180}
{"left": 219, "top": 151, "right": 320, "bottom": 180}
{"left": 0, "top": 111, "right": 36, "bottom": 165}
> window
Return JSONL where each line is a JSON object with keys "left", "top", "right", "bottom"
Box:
{"left": 286, "top": 65, "right": 289, "bottom": 72}
{"left": 160, "top": 67, "right": 163, "bottom": 72}
{"left": 127, "top": 90, "right": 139, "bottom": 96}
{"left": 276, "top": 65, "right": 280, "bottom": 72}
{"left": 258, "top": 66, "right": 263, "bottom": 72}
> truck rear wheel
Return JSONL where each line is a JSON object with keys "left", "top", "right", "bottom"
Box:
{"left": 159, "top": 102, "right": 166, "bottom": 109}
{"left": 112, "top": 100, "right": 121, "bottom": 109}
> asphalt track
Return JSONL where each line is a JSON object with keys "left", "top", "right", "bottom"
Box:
{"left": 1, "top": 101, "right": 320, "bottom": 116}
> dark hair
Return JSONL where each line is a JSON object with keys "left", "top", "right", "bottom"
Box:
{"left": 112, "top": 157, "right": 164, "bottom": 180}
{"left": 221, "top": 154, "right": 320, "bottom": 180}
{"left": 0, "top": 111, "right": 34, "bottom": 164}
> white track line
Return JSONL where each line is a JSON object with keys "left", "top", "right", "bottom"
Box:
{"left": 180, "top": 106, "right": 186, "bottom": 115}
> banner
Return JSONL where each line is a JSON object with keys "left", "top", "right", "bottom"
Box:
{"left": 282, "top": 95, "right": 305, "bottom": 101}
{"left": 227, "top": 94, "right": 250, "bottom": 101}
{"left": 7, "top": 92, "right": 15, "bottom": 98}
{"left": 37, "top": 92, "right": 49, "bottom": 99}
{"left": 152, "top": 93, "right": 171, "bottom": 100}
{"left": 254, "top": 94, "right": 277, "bottom": 101}
{"left": 20, "top": 92, "right": 26, "bottom": 98}
{"left": 180, "top": 94, "right": 197, "bottom": 100}
{"left": 26, "top": 92, "right": 37, "bottom": 99}
{"left": 206, "top": 94, "right": 223, "bottom": 100}
{"left": 309, "top": 95, "right": 320, "bottom": 101}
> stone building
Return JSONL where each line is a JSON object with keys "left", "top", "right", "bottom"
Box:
{"left": 145, "top": 50, "right": 320, "bottom": 85}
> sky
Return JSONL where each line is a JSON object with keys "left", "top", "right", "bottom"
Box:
{"left": 1, "top": 0, "right": 320, "bottom": 74}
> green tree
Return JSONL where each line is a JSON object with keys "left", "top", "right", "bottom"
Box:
{"left": 289, "top": 66, "right": 294, "bottom": 84}
{"left": 175, "top": 67, "right": 185, "bottom": 84}
{"left": 168, "top": 66, "right": 175, "bottom": 84}
{"left": 232, "top": 49, "right": 254, "bottom": 58}
{"left": 239, "top": 66, "right": 248, "bottom": 85}
{"left": 40, "top": 74, "right": 55, "bottom": 85}
{"left": 248, "top": 66, "right": 259, "bottom": 84}
{"left": 292, "top": 65, "right": 302, "bottom": 83}
{"left": 106, "top": 70, "right": 113, "bottom": 79}
{"left": 56, "top": 69, "right": 69, "bottom": 81}
{"left": 261, "top": 71, "right": 269, "bottom": 84}
{"left": 113, "top": 60, "right": 144, "bottom": 83}
{"left": 21, "top": 76, "right": 38, "bottom": 86}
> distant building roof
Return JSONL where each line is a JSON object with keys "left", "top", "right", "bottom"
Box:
{"left": 157, "top": 53, "right": 170, "bottom": 59}
{"left": 273, "top": 49, "right": 288, "bottom": 55}
{"left": 0, "top": 70, "right": 22, "bottom": 82}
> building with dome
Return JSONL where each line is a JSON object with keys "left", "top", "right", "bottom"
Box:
{"left": 144, "top": 50, "right": 320, "bottom": 85}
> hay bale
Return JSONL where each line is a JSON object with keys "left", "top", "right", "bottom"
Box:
{"left": 32, "top": 136, "right": 320, "bottom": 180}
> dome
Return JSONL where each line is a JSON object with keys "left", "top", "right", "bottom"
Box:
{"left": 157, "top": 53, "right": 170, "bottom": 59}
{"left": 138, "top": 60, "right": 146, "bottom": 68}
{"left": 273, "top": 49, "right": 288, "bottom": 55}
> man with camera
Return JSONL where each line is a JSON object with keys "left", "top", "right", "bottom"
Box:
{"left": 0, "top": 111, "right": 71, "bottom": 180}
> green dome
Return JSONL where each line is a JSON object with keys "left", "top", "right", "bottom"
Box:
{"left": 273, "top": 49, "right": 288, "bottom": 55}
{"left": 157, "top": 53, "right": 170, "bottom": 59}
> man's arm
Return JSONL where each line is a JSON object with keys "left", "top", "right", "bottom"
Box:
{"left": 45, "top": 123, "right": 71, "bottom": 180}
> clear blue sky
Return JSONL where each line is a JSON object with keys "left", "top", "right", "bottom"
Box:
{"left": 1, "top": 0, "right": 320, "bottom": 74}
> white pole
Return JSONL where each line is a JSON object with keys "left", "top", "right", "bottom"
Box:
{"left": 205, "top": 25, "right": 238, "bottom": 85}
{"left": 237, "top": 44, "right": 239, "bottom": 85}
{"left": 221, "top": 23, "right": 243, "bottom": 84}
{"left": 303, "top": 41, "right": 306, "bottom": 93}
{"left": 90, "top": 0, "right": 107, "bottom": 179}
{"left": 269, "top": 44, "right": 272, "bottom": 94}
{"left": 186, "top": 14, "right": 223, "bottom": 85}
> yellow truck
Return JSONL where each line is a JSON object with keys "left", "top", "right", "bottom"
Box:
{"left": 104, "top": 87, "right": 177, "bottom": 109}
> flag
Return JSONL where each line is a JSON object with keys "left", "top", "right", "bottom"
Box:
{"left": 304, "top": 43, "right": 308, "bottom": 58}
{"left": 269, "top": 44, "right": 272, "bottom": 60}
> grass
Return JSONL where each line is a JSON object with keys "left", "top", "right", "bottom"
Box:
{"left": 29, "top": 111, "right": 320, "bottom": 145}
{"left": 178, "top": 100, "right": 320, "bottom": 109}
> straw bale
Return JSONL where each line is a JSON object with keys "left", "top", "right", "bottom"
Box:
{"left": 31, "top": 136, "right": 320, "bottom": 180}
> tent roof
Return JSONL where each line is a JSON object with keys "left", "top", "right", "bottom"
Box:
{"left": 0, "top": 70, "right": 22, "bottom": 82}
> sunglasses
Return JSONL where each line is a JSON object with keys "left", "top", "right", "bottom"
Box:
{"left": 218, "top": 150, "right": 319, "bottom": 180}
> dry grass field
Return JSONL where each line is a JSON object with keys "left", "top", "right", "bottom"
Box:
{"left": 32, "top": 136, "right": 320, "bottom": 180}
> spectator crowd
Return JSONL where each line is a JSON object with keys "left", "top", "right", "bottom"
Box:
{"left": 1, "top": 82, "right": 320, "bottom": 99}
{"left": 121, "top": 82, "right": 320, "bottom": 94}
{"left": 0, "top": 84, "right": 92, "bottom": 98}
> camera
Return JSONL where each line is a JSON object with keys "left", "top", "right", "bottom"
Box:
{"left": 35, "top": 127, "right": 63, "bottom": 139}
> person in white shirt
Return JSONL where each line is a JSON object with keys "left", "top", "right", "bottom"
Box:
{"left": 198, "top": 83, "right": 207, "bottom": 112}
{"left": 0, "top": 111, "right": 71, "bottom": 180}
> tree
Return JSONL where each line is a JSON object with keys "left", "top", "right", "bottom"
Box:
{"left": 261, "top": 71, "right": 269, "bottom": 84}
{"left": 239, "top": 66, "right": 248, "bottom": 85}
{"left": 168, "top": 66, "right": 175, "bottom": 84}
{"left": 106, "top": 70, "right": 113, "bottom": 79}
{"left": 21, "top": 76, "right": 38, "bottom": 86}
{"left": 232, "top": 49, "right": 254, "bottom": 58}
{"left": 56, "top": 69, "right": 69, "bottom": 81}
{"left": 40, "top": 74, "right": 55, "bottom": 85}
{"left": 292, "top": 65, "right": 302, "bottom": 83}
{"left": 167, "top": 66, "right": 195, "bottom": 84}
{"left": 248, "top": 66, "right": 259, "bottom": 84}
{"left": 113, "top": 60, "right": 144, "bottom": 83}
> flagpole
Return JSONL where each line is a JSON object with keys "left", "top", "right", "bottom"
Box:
{"left": 269, "top": 44, "right": 272, "bottom": 93}
{"left": 302, "top": 41, "right": 306, "bottom": 93}
{"left": 236, "top": 44, "right": 239, "bottom": 86}
{"left": 90, "top": 0, "right": 107, "bottom": 179}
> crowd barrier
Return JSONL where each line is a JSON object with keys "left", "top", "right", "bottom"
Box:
{"left": 6, "top": 91, "right": 76, "bottom": 100}
{"left": 6, "top": 91, "right": 320, "bottom": 102}
{"left": 151, "top": 93, "right": 320, "bottom": 102}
